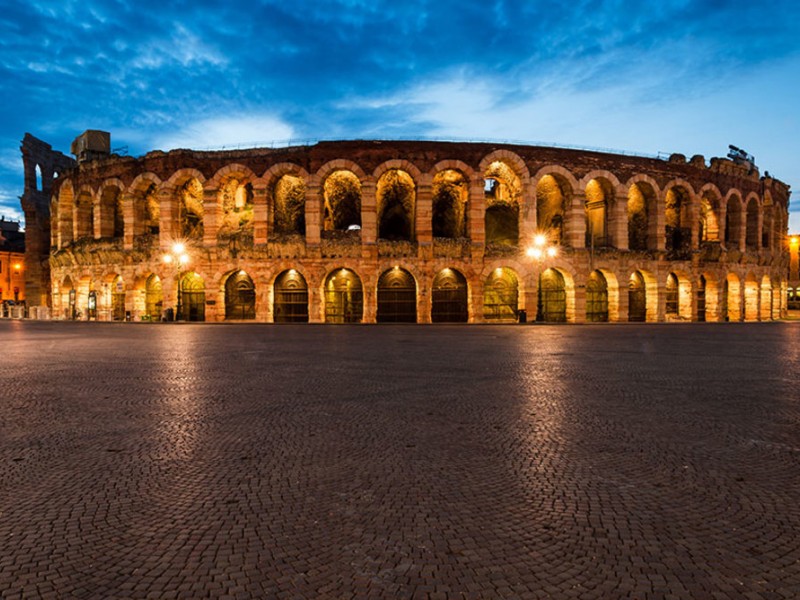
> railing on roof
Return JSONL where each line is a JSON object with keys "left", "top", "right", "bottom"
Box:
{"left": 162, "top": 136, "right": 665, "bottom": 161}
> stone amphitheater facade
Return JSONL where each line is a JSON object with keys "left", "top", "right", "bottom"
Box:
{"left": 22, "top": 136, "right": 791, "bottom": 323}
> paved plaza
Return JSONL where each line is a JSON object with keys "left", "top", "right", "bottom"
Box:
{"left": 1, "top": 321, "right": 799, "bottom": 599}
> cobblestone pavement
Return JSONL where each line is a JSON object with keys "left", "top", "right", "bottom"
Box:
{"left": 1, "top": 321, "right": 800, "bottom": 599}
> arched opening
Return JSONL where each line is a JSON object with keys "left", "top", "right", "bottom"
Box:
{"left": 432, "top": 268, "right": 468, "bottom": 323}
{"left": 377, "top": 267, "right": 417, "bottom": 323}
{"left": 322, "top": 170, "right": 361, "bottom": 234}
{"left": 484, "top": 267, "right": 519, "bottom": 322}
{"left": 324, "top": 268, "right": 363, "bottom": 323}
{"left": 744, "top": 275, "right": 759, "bottom": 321}
{"left": 432, "top": 169, "right": 468, "bottom": 239}
{"left": 179, "top": 272, "right": 205, "bottom": 322}
{"left": 628, "top": 271, "right": 647, "bottom": 322}
{"left": 665, "top": 186, "right": 691, "bottom": 256}
{"left": 377, "top": 169, "right": 415, "bottom": 241}
{"left": 627, "top": 182, "right": 655, "bottom": 251}
{"left": 484, "top": 161, "right": 521, "bottom": 248}
{"left": 697, "top": 275, "right": 707, "bottom": 322}
{"left": 585, "top": 178, "right": 611, "bottom": 248}
{"left": 100, "top": 186, "right": 123, "bottom": 239}
{"left": 272, "top": 175, "right": 305, "bottom": 237}
{"left": 225, "top": 271, "right": 256, "bottom": 320}
{"left": 745, "top": 199, "right": 759, "bottom": 250}
{"left": 586, "top": 270, "right": 609, "bottom": 322}
{"left": 725, "top": 196, "right": 743, "bottom": 250}
{"left": 539, "top": 268, "right": 567, "bottom": 322}
{"left": 87, "top": 289, "right": 98, "bottom": 320}
{"left": 274, "top": 269, "right": 309, "bottom": 323}
{"left": 699, "top": 192, "right": 720, "bottom": 242}
{"left": 665, "top": 273, "right": 679, "bottom": 317}
{"left": 760, "top": 275, "right": 772, "bottom": 321}
{"left": 179, "top": 178, "right": 204, "bottom": 240}
{"left": 62, "top": 275, "right": 76, "bottom": 320}
{"left": 75, "top": 190, "right": 94, "bottom": 240}
{"left": 536, "top": 174, "right": 568, "bottom": 245}
{"left": 145, "top": 274, "right": 163, "bottom": 320}
{"left": 144, "top": 183, "right": 159, "bottom": 236}
{"left": 111, "top": 275, "right": 126, "bottom": 321}
{"left": 35, "top": 164, "right": 42, "bottom": 191}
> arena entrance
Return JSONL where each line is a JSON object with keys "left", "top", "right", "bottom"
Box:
{"left": 539, "top": 268, "right": 566, "bottom": 322}
{"left": 145, "top": 274, "right": 163, "bottom": 320}
{"left": 377, "top": 267, "right": 417, "bottom": 323}
{"left": 432, "top": 268, "right": 468, "bottom": 322}
{"left": 585, "top": 271, "right": 609, "bottom": 322}
{"left": 111, "top": 275, "right": 126, "bottom": 321}
{"left": 273, "top": 269, "right": 309, "bottom": 323}
{"left": 225, "top": 271, "right": 256, "bottom": 320}
{"left": 324, "top": 269, "right": 363, "bottom": 323}
{"left": 483, "top": 268, "right": 519, "bottom": 322}
{"left": 697, "top": 275, "right": 707, "bottom": 322}
{"left": 628, "top": 271, "right": 646, "bottom": 322}
{"left": 179, "top": 272, "right": 205, "bottom": 321}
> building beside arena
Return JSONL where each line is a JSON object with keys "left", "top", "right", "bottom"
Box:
{"left": 19, "top": 131, "right": 791, "bottom": 323}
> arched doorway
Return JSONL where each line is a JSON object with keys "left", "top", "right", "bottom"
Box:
{"left": 62, "top": 276, "right": 76, "bottom": 320}
{"left": 585, "top": 271, "right": 609, "bottom": 322}
{"left": 111, "top": 275, "right": 126, "bottom": 321}
{"left": 432, "top": 268, "right": 468, "bottom": 322}
{"left": 145, "top": 274, "right": 163, "bottom": 320}
{"left": 324, "top": 268, "right": 363, "bottom": 323}
{"left": 484, "top": 268, "right": 519, "bottom": 322}
{"left": 225, "top": 271, "right": 256, "bottom": 320}
{"left": 628, "top": 271, "right": 646, "bottom": 322}
{"left": 274, "top": 269, "right": 309, "bottom": 323}
{"left": 697, "top": 275, "right": 707, "bottom": 322}
{"left": 179, "top": 272, "right": 205, "bottom": 321}
{"left": 539, "top": 268, "right": 566, "bottom": 322}
{"left": 377, "top": 267, "right": 417, "bottom": 323}
{"left": 665, "top": 273, "right": 679, "bottom": 317}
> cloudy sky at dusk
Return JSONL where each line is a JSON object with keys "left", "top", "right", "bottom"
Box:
{"left": 1, "top": 0, "right": 798, "bottom": 229}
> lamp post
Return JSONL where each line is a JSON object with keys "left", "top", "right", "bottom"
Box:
{"left": 162, "top": 242, "right": 189, "bottom": 321}
{"left": 526, "top": 234, "right": 558, "bottom": 322}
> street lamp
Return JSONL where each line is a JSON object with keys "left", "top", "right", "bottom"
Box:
{"left": 526, "top": 234, "right": 558, "bottom": 322}
{"left": 162, "top": 242, "right": 189, "bottom": 321}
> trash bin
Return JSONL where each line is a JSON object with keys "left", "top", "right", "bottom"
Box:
{"left": 518, "top": 309, "right": 527, "bottom": 323}
{"left": 164, "top": 308, "right": 174, "bottom": 322}
{"left": 125, "top": 311, "right": 132, "bottom": 322}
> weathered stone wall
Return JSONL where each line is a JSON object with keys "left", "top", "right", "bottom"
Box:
{"left": 40, "top": 139, "right": 790, "bottom": 323}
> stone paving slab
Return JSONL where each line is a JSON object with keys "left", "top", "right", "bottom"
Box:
{"left": 1, "top": 320, "right": 800, "bottom": 599}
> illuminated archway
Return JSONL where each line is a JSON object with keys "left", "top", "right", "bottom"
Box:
{"left": 145, "top": 274, "right": 163, "bottom": 319}
{"left": 224, "top": 271, "right": 256, "bottom": 320}
{"left": 484, "top": 161, "right": 521, "bottom": 247}
{"left": 586, "top": 271, "right": 609, "bottom": 322}
{"left": 274, "top": 269, "right": 309, "bottom": 323}
{"left": 540, "top": 268, "right": 567, "bottom": 322}
{"left": 324, "top": 268, "right": 363, "bottom": 323}
{"left": 322, "top": 170, "right": 361, "bottom": 233}
{"left": 179, "top": 272, "right": 205, "bottom": 322}
{"left": 377, "top": 267, "right": 417, "bottom": 323}
{"left": 432, "top": 170, "right": 468, "bottom": 239}
{"left": 484, "top": 267, "right": 519, "bottom": 322}
{"left": 432, "top": 268, "right": 468, "bottom": 323}
{"left": 377, "top": 170, "right": 415, "bottom": 241}
{"left": 111, "top": 274, "right": 126, "bottom": 321}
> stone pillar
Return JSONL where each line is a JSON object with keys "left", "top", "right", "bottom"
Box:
{"left": 564, "top": 193, "right": 586, "bottom": 248}
{"left": 362, "top": 282, "right": 377, "bottom": 324}
{"left": 615, "top": 275, "right": 628, "bottom": 322}
{"left": 470, "top": 277, "right": 484, "bottom": 324}
{"left": 653, "top": 195, "right": 666, "bottom": 252}
{"left": 305, "top": 181, "right": 322, "bottom": 248}
{"left": 253, "top": 186, "right": 268, "bottom": 245}
{"left": 572, "top": 279, "right": 586, "bottom": 324}
{"left": 718, "top": 203, "right": 728, "bottom": 249}
{"left": 203, "top": 188, "right": 219, "bottom": 247}
{"left": 609, "top": 195, "right": 628, "bottom": 250}
{"left": 418, "top": 275, "right": 432, "bottom": 323}
{"left": 519, "top": 182, "right": 536, "bottom": 248}
{"left": 158, "top": 187, "right": 177, "bottom": 249}
{"left": 416, "top": 178, "right": 432, "bottom": 260}
{"left": 469, "top": 176, "right": 485, "bottom": 260}
{"left": 361, "top": 178, "right": 377, "bottom": 260}
{"left": 123, "top": 192, "right": 135, "bottom": 250}
{"left": 308, "top": 283, "right": 323, "bottom": 323}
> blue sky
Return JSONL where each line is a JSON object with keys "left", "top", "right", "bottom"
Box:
{"left": 1, "top": 0, "right": 798, "bottom": 230}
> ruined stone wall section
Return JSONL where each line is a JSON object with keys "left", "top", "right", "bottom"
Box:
{"left": 41, "top": 140, "right": 790, "bottom": 322}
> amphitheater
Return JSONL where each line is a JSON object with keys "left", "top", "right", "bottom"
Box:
{"left": 19, "top": 133, "right": 791, "bottom": 323}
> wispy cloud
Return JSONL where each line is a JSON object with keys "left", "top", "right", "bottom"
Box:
{"left": 152, "top": 114, "right": 296, "bottom": 151}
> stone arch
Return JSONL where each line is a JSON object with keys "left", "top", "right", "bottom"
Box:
{"left": 143, "top": 273, "right": 163, "bottom": 319}
{"left": 376, "top": 167, "right": 416, "bottom": 241}
{"left": 538, "top": 267, "right": 575, "bottom": 323}
{"left": 482, "top": 153, "right": 527, "bottom": 248}
{"left": 273, "top": 268, "right": 309, "bottom": 323}
{"left": 581, "top": 172, "right": 620, "bottom": 249}
{"left": 98, "top": 179, "right": 125, "bottom": 239}
{"left": 179, "top": 271, "right": 206, "bottom": 321}
{"left": 163, "top": 169, "right": 207, "bottom": 242}
{"left": 431, "top": 168, "right": 470, "bottom": 239}
{"left": 376, "top": 266, "right": 417, "bottom": 323}
{"left": 373, "top": 159, "right": 424, "bottom": 184}
{"left": 483, "top": 266, "right": 520, "bottom": 322}
{"left": 270, "top": 172, "right": 307, "bottom": 237}
{"left": 626, "top": 177, "right": 659, "bottom": 251}
{"left": 431, "top": 267, "right": 469, "bottom": 323}
{"left": 222, "top": 269, "right": 256, "bottom": 320}
{"left": 745, "top": 194, "right": 760, "bottom": 250}
{"left": 697, "top": 184, "right": 722, "bottom": 243}
{"left": 534, "top": 167, "right": 577, "bottom": 245}
{"left": 319, "top": 167, "right": 362, "bottom": 234}
{"left": 128, "top": 172, "right": 162, "bottom": 239}
{"left": 665, "top": 270, "right": 692, "bottom": 320}
{"left": 724, "top": 272, "right": 742, "bottom": 322}
{"left": 628, "top": 269, "right": 658, "bottom": 322}
{"left": 590, "top": 268, "right": 620, "bottom": 322}
{"left": 663, "top": 180, "right": 695, "bottom": 256}
{"left": 723, "top": 190, "right": 744, "bottom": 250}
{"left": 743, "top": 272, "right": 759, "bottom": 321}
{"left": 61, "top": 274, "right": 76, "bottom": 319}
{"left": 73, "top": 185, "right": 95, "bottom": 241}
{"left": 210, "top": 165, "right": 259, "bottom": 241}
{"left": 760, "top": 274, "right": 772, "bottom": 321}
{"left": 206, "top": 163, "right": 259, "bottom": 190}
{"left": 323, "top": 267, "right": 364, "bottom": 323}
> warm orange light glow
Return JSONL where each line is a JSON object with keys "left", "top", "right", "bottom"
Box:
{"left": 162, "top": 254, "right": 173, "bottom": 264}
{"left": 172, "top": 242, "right": 186, "bottom": 254}
{"left": 529, "top": 248, "right": 543, "bottom": 260}
{"left": 13, "top": 263, "right": 21, "bottom": 270}
{"left": 179, "top": 254, "right": 190, "bottom": 265}
{"left": 547, "top": 247, "right": 557, "bottom": 258}
{"left": 534, "top": 234, "right": 547, "bottom": 247}
{"left": 791, "top": 236, "right": 799, "bottom": 247}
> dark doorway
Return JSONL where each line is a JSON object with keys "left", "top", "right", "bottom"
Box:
{"left": 432, "top": 269, "right": 468, "bottom": 322}
{"left": 274, "top": 270, "right": 309, "bottom": 323}
{"left": 377, "top": 268, "right": 417, "bottom": 323}
{"left": 225, "top": 271, "right": 256, "bottom": 320}
{"left": 628, "top": 271, "right": 646, "bottom": 322}
{"left": 325, "top": 269, "right": 363, "bottom": 323}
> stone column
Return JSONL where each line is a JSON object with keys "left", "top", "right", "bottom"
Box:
{"left": 609, "top": 195, "right": 628, "bottom": 250}
{"left": 203, "top": 188, "right": 219, "bottom": 247}
{"left": 361, "top": 178, "right": 377, "bottom": 260}
{"left": 158, "top": 187, "right": 177, "bottom": 249}
{"left": 416, "top": 178, "right": 432, "bottom": 260}
{"left": 122, "top": 192, "right": 135, "bottom": 250}
{"left": 305, "top": 181, "right": 322, "bottom": 249}
{"left": 519, "top": 182, "right": 536, "bottom": 248}
{"left": 308, "top": 282, "right": 323, "bottom": 323}
{"left": 469, "top": 176, "right": 485, "bottom": 260}
{"left": 253, "top": 186, "right": 269, "bottom": 245}
{"left": 470, "top": 277, "right": 484, "bottom": 324}
{"left": 564, "top": 193, "right": 586, "bottom": 249}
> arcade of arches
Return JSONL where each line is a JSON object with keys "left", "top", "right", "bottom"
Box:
{"left": 44, "top": 139, "right": 789, "bottom": 323}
